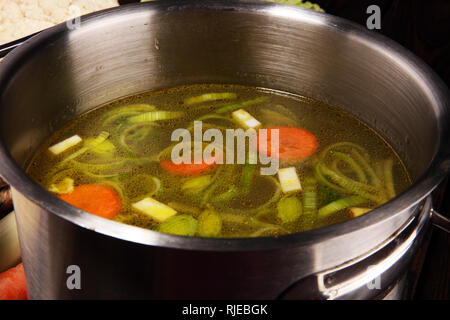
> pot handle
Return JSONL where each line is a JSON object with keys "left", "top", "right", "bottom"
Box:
{"left": 430, "top": 209, "right": 450, "bottom": 233}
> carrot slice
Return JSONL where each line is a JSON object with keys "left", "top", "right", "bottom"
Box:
{"left": 257, "top": 126, "right": 318, "bottom": 162}
{"left": 59, "top": 184, "right": 121, "bottom": 219}
{"left": 0, "top": 263, "right": 27, "bottom": 300}
{"left": 160, "top": 157, "right": 219, "bottom": 175}
{"left": 160, "top": 148, "right": 223, "bottom": 176}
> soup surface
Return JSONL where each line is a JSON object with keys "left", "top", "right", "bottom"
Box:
{"left": 27, "top": 84, "right": 411, "bottom": 238}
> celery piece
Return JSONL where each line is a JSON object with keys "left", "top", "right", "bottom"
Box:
{"left": 48, "top": 135, "right": 82, "bottom": 155}
{"left": 132, "top": 197, "right": 177, "bottom": 222}
{"left": 231, "top": 109, "right": 262, "bottom": 130}
{"left": 278, "top": 167, "right": 302, "bottom": 193}
{"left": 158, "top": 214, "right": 198, "bottom": 236}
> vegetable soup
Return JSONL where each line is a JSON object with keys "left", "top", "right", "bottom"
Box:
{"left": 26, "top": 84, "right": 411, "bottom": 238}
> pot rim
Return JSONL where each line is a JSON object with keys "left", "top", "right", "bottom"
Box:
{"left": 0, "top": 0, "right": 449, "bottom": 252}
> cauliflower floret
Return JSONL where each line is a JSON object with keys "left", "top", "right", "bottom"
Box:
{"left": 0, "top": 0, "right": 119, "bottom": 45}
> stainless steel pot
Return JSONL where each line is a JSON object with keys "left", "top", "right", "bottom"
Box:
{"left": 0, "top": 0, "right": 449, "bottom": 299}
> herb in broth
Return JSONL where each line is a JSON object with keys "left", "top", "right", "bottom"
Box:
{"left": 26, "top": 84, "right": 411, "bottom": 238}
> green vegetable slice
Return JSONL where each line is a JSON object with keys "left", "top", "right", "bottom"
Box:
{"left": 128, "top": 111, "right": 184, "bottom": 123}
{"left": 277, "top": 195, "right": 303, "bottom": 223}
{"left": 158, "top": 214, "right": 198, "bottom": 236}
{"left": 383, "top": 159, "right": 396, "bottom": 199}
{"left": 84, "top": 137, "right": 116, "bottom": 156}
{"left": 185, "top": 92, "right": 237, "bottom": 105}
{"left": 61, "top": 131, "right": 110, "bottom": 164}
{"left": 240, "top": 157, "right": 256, "bottom": 194}
{"left": 318, "top": 196, "right": 367, "bottom": 219}
{"left": 302, "top": 177, "right": 318, "bottom": 222}
{"left": 182, "top": 175, "right": 212, "bottom": 195}
{"left": 197, "top": 210, "right": 222, "bottom": 237}
{"left": 215, "top": 97, "right": 268, "bottom": 114}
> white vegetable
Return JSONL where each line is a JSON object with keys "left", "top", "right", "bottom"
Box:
{"left": 48, "top": 135, "right": 82, "bottom": 155}
{"left": 231, "top": 109, "right": 262, "bottom": 130}
{"left": 349, "top": 207, "right": 371, "bottom": 218}
{"left": 0, "top": 211, "right": 21, "bottom": 273}
{"left": 278, "top": 167, "right": 302, "bottom": 193}
{"left": 48, "top": 177, "right": 74, "bottom": 194}
{"left": 132, "top": 197, "right": 177, "bottom": 222}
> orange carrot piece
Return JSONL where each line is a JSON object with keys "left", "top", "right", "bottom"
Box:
{"left": 59, "top": 184, "right": 121, "bottom": 219}
{"left": 0, "top": 263, "right": 27, "bottom": 300}
{"left": 160, "top": 152, "right": 223, "bottom": 176}
{"left": 257, "top": 126, "right": 318, "bottom": 162}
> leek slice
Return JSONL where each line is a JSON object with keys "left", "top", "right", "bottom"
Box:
{"left": 101, "top": 104, "right": 156, "bottom": 126}
{"left": 185, "top": 92, "right": 237, "bottom": 105}
{"left": 240, "top": 160, "right": 256, "bottom": 193}
{"left": 167, "top": 202, "right": 202, "bottom": 216}
{"left": 60, "top": 131, "right": 110, "bottom": 164}
{"left": 318, "top": 196, "right": 367, "bottom": 219}
{"left": 215, "top": 97, "right": 268, "bottom": 114}
{"left": 84, "top": 137, "right": 116, "bottom": 156}
{"left": 384, "top": 159, "right": 396, "bottom": 199}
{"left": 182, "top": 175, "right": 212, "bottom": 195}
{"left": 303, "top": 177, "right": 318, "bottom": 218}
{"left": 214, "top": 186, "right": 239, "bottom": 202}
{"left": 277, "top": 196, "right": 303, "bottom": 223}
{"left": 128, "top": 111, "right": 184, "bottom": 123}
{"left": 119, "top": 123, "right": 157, "bottom": 155}
{"left": 158, "top": 214, "right": 198, "bottom": 236}
{"left": 197, "top": 210, "right": 222, "bottom": 237}
{"left": 332, "top": 151, "right": 368, "bottom": 183}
